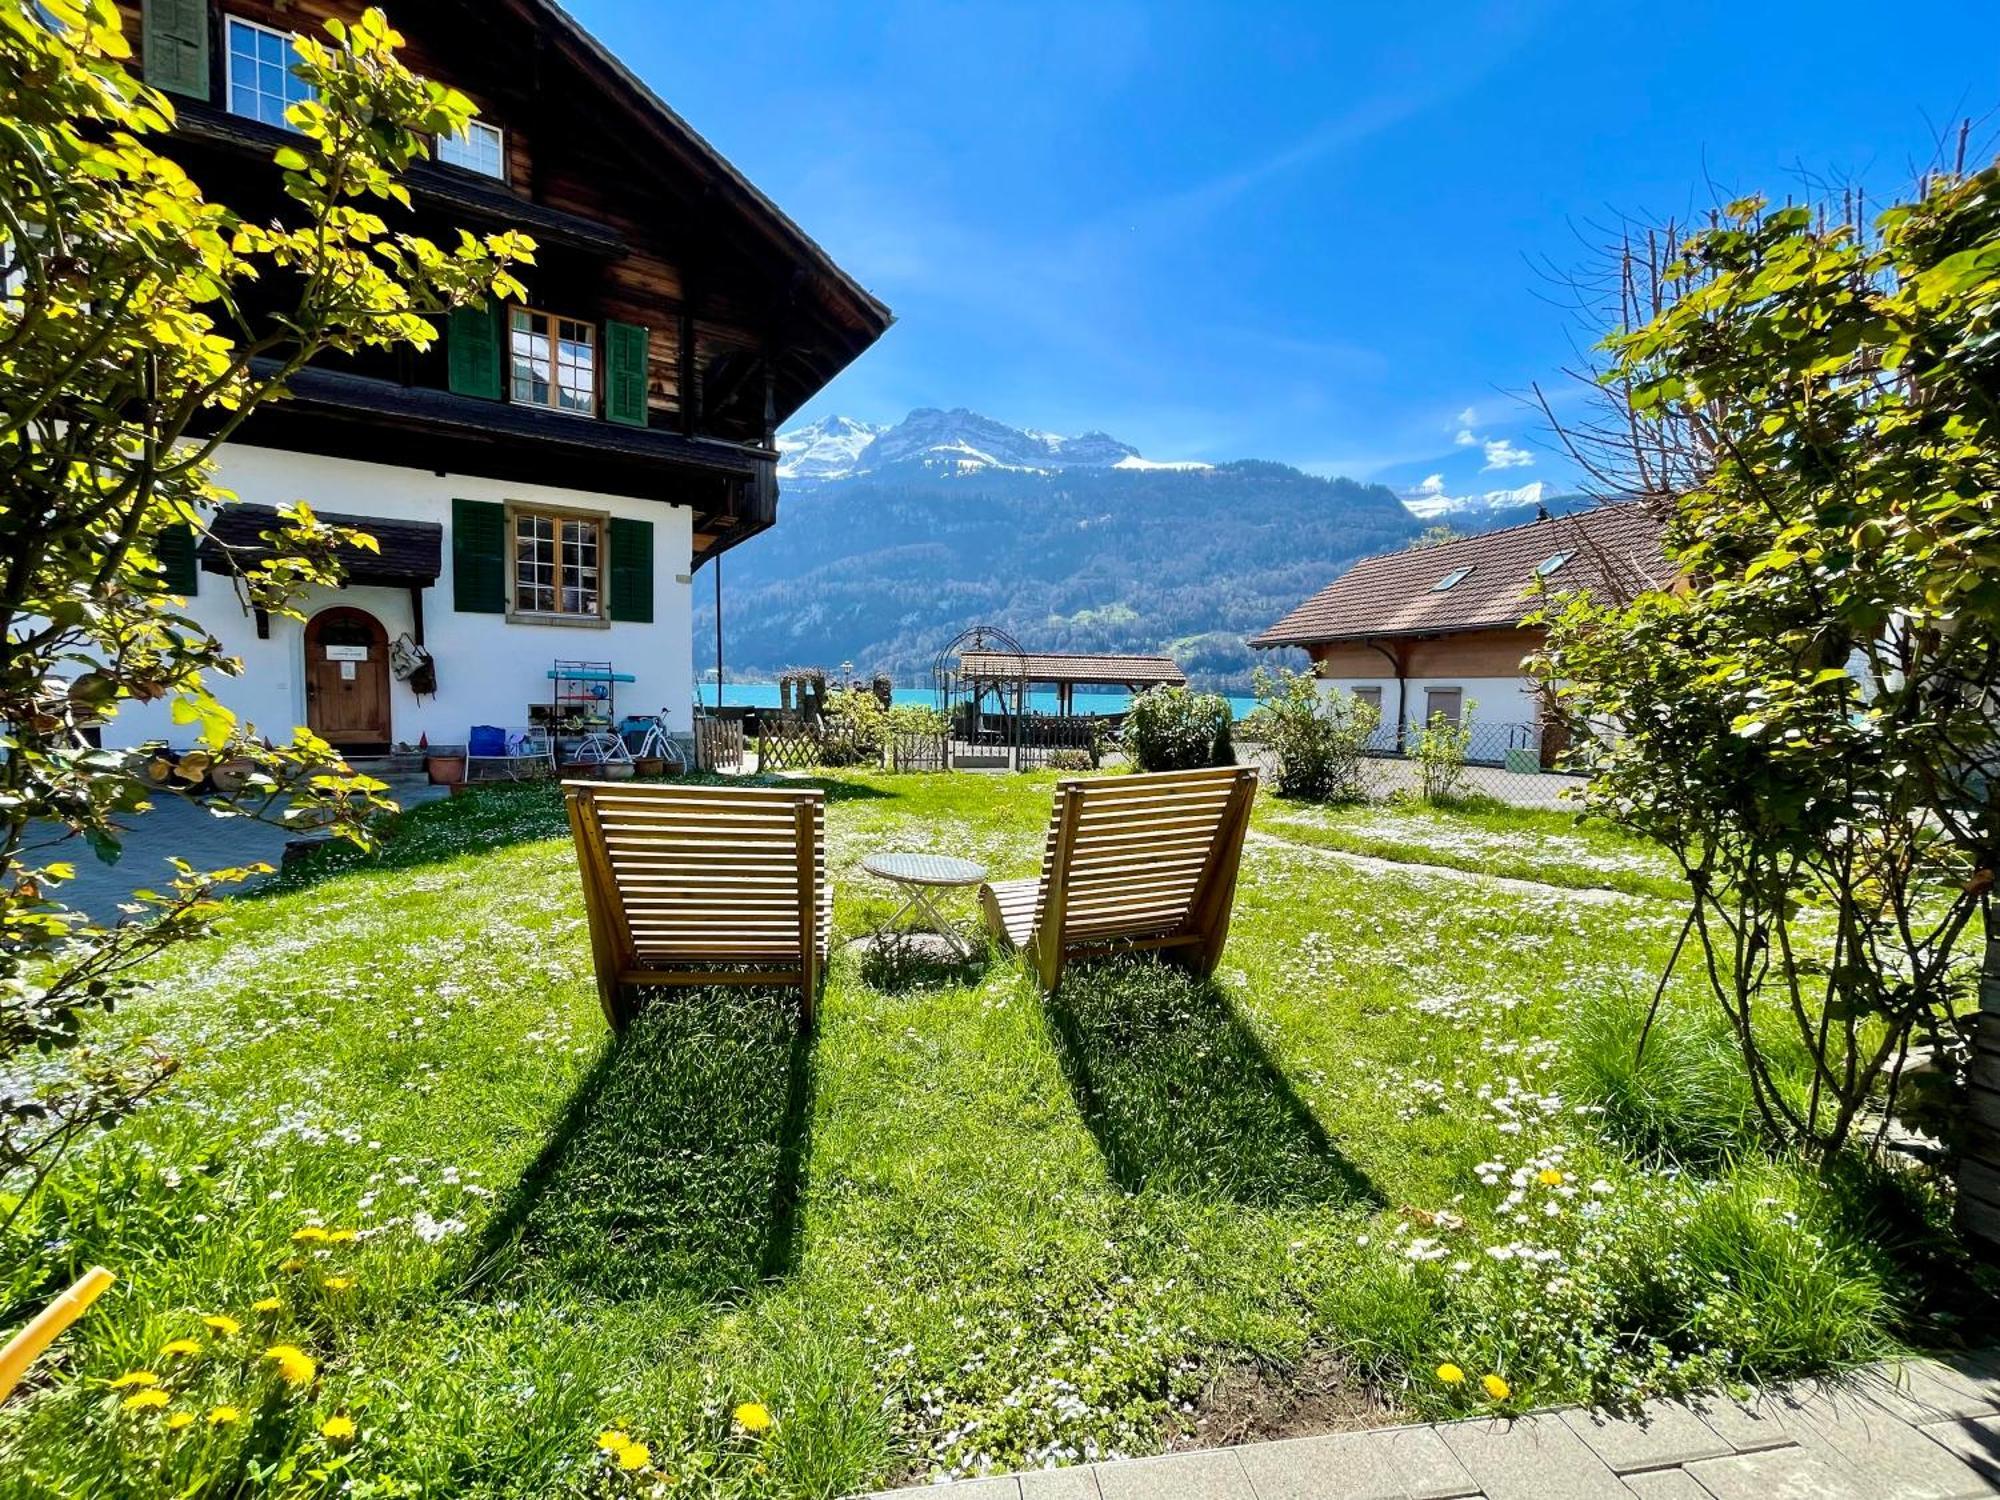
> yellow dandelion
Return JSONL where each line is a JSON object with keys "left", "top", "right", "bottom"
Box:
{"left": 1537, "top": 1168, "right": 1564, "bottom": 1187}
{"left": 166, "top": 1411, "right": 196, "bottom": 1431}
{"left": 320, "top": 1414, "right": 357, "bottom": 1443}
{"left": 733, "top": 1401, "right": 774, "bottom": 1433}
{"left": 598, "top": 1430, "right": 635, "bottom": 1453}
{"left": 208, "top": 1405, "right": 241, "bottom": 1426}
{"left": 280, "top": 1258, "right": 305, "bottom": 1274}
{"left": 322, "top": 1276, "right": 354, "bottom": 1292}
{"left": 109, "top": 1371, "right": 160, "bottom": 1389}
{"left": 618, "top": 1442, "right": 651, "bottom": 1471}
{"left": 202, "top": 1314, "right": 241, "bottom": 1337}
{"left": 1435, "top": 1363, "right": 1465, "bottom": 1385}
{"left": 327, "top": 1229, "right": 358, "bottom": 1244}
{"left": 292, "top": 1226, "right": 330, "bottom": 1243}
{"left": 251, "top": 1296, "right": 282, "bottom": 1314}
{"left": 1482, "top": 1373, "right": 1511, "bottom": 1401}
{"left": 122, "top": 1388, "right": 171, "bottom": 1411}
{"left": 159, "top": 1338, "right": 201, "bottom": 1358}
{"left": 263, "top": 1344, "right": 317, "bottom": 1386}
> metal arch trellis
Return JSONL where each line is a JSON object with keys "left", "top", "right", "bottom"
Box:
{"left": 932, "top": 624, "right": 1028, "bottom": 753}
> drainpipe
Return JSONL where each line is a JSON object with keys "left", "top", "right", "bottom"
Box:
{"left": 1362, "top": 638, "right": 1409, "bottom": 751}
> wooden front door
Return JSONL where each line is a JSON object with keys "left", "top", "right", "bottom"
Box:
{"left": 304, "top": 607, "right": 391, "bottom": 749}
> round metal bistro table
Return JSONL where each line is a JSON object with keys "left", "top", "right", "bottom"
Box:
{"left": 863, "top": 851, "right": 988, "bottom": 960}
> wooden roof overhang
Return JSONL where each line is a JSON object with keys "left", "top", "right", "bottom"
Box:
{"left": 198, "top": 504, "right": 443, "bottom": 587}
{"left": 225, "top": 363, "right": 777, "bottom": 564}
{"left": 958, "top": 651, "right": 1189, "bottom": 689}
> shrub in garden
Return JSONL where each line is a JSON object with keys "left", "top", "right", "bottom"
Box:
{"left": 1045, "top": 749, "right": 1095, "bottom": 772}
{"left": 1247, "top": 666, "right": 1377, "bottom": 801}
{"left": 1122, "top": 685, "right": 1234, "bottom": 772}
{"left": 1536, "top": 165, "right": 2000, "bottom": 1158}
{"left": 817, "top": 687, "right": 888, "bottom": 767}
{"left": 1413, "top": 707, "right": 1474, "bottom": 804}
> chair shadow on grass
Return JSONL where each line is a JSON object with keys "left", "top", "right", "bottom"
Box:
{"left": 1040, "top": 955, "right": 1378, "bottom": 1209}
{"left": 459, "top": 984, "right": 815, "bottom": 1305}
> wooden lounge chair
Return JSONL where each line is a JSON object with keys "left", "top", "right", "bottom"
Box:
{"left": 564, "top": 780, "right": 831, "bottom": 1032}
{"left": 979, "top": 766, "right": 1258, "bottom": 992}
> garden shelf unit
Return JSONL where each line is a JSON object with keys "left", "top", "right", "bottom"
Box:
{"left": 540, "top": 660, "right": 638, "bottom": 767}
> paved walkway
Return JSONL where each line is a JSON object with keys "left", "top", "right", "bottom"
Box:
{"left": 859, "top": 1354, "right": 2000, "bottom": 1499}
{"left": 36, "top": 780, "right": 445, "bottom": 922}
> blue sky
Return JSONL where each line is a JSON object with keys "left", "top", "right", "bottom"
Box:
{"left": 574, "top": 0, "right": 1992, "bottom": 499}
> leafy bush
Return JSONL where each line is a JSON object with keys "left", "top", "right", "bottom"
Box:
{"left": 886, "top": 702, "right": 947, "bottom": 736}
{"left": 1413, "top": 706, "right": 1474, "bottom": 803}
{"left": 1247, "top": 666, "right": 1377, "bottom": 801}
{"left": 1045, "top": 749, "right": 1095, "bottom": 772}
{"left": 818, "top": 688, "right": 887, "bottom": 767}
{"left": 1123, "top": 685, "right": 1234, "bottom": 772}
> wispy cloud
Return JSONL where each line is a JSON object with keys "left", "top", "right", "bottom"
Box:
{"left": 1453, "top": 429, "right": 1478, "bottom": 447}
{"left": 1456, "top": 406, "right": 1479, "bottom": 427}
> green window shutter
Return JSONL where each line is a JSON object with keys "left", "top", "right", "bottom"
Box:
{"left": 158, "top": 523, "right": 199, "bottom": 595}
{"left": 604, "top": 321, "right": 649, "bottom": 427}
{"left": 607, "top": 517, "right": 653, "bottom": 622}
{"left": 143, "top": 0, "right": 209, "bottom": 99}
{"left": 447, "top": 301, "right": 506, "bottom": 400}
{"left": 452, "top": 499, "right": 508, "bottom": 613}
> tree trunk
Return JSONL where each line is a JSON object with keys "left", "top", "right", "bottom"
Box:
{"left": 1956, "top": 918, "right": 2000, "bottom": 1256}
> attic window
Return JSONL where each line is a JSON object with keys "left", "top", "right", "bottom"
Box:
{"left": 1535, "top": 550, "right": 1574, "bottom": 578}
{"left": 1432, "top": 566, "right": 1473, "bottom": 592}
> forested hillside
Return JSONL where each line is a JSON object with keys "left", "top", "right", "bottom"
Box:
{"left": 697, "top": 458, "right": 1420, "bottom": 690}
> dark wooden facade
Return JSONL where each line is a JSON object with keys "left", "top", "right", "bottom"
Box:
{"left": 121, "top": 0, "right": 891, "bottom": 562}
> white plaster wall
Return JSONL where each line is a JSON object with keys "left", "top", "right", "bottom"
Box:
{"left": 110, "top": 441, "right": 695, "bottom": 749}
{"left": 1317, "top": 674, "right": 1543, "bottom": 737}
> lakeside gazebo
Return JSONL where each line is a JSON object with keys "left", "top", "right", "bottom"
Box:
{"left": 957, "top": 650, "right": 1187, "bottom": 716}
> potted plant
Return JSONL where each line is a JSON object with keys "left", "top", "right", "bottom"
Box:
{"left": 426, "top": 745, "right": 466, "bottom": 786}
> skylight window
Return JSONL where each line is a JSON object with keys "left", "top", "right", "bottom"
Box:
{"left": 1432, "top": 566, "right": 1473, "bottom": 592}
{"left": 1535, "top": 550, "right": 1574, "bottom": 578}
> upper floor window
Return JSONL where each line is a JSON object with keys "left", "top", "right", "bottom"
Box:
{"left": 510, "top": 309, "right": 595, "bottom": 416}
{"left": 437, "top": 120, "right": 506, "bottom": 180}
{"left": 227, "top": 17, "right": 316, "bottom": 128}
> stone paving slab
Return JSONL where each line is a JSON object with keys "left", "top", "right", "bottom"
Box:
{"left": 1559, "top": 1400, "right": 1733, "bottom": 1473}
{"left": 1233, "top": 1432, "right": 1404, "bottom": 1500}
{"left": 853, "top": 1354, "right": 2000, "bottom": 1500}
{"left": 1019, "top": 1466, "right": 1104, "bottom": 1500}
{"left": 1093, "top": 1451, "right": 1255, "bottom": 1500}
{"left": 1374, "top": 1425, "right": 1480, "bottom": 1499}
{"left": 1681, "top": 1446, "right": 1873, "bottom": 1500}
{"left": 1438, "top": 1414, "right": 1634, "bottom": 1500}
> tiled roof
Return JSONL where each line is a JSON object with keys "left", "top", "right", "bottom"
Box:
{"left": 959, "top": 651, "right": 1188, "bottom": 686}
{"left": 198, "top": 505, "right": 443, "bottom": 588}
{"left": 1250, "top": 502, "right": 1668, "bottom": 648}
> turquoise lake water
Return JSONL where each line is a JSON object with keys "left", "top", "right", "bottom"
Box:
{"left": 704, "top": 682, "right": 1260, "bottom": 720}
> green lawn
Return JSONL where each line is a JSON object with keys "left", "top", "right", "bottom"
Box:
{"left": 0, "top": 771, "right": 1974, "bottom": 1498}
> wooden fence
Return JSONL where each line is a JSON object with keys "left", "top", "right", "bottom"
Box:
{"left": 692, "top": 717, "right": 745, "bottom": 773}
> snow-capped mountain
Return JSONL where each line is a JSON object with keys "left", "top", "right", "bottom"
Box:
{"left": 774, "top": 415, "right": 886, "bottom": 482}
{"left": 1401, "top": 479, "right": 1588, "bottom": 524}
{"left": 776, "top": 407, "right": 1208, "bottom": 481}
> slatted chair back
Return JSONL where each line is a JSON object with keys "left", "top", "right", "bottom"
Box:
{"left": 564, "top": 781, "right": 829, "bottom": 1032}
{"left": 985, "top": 765, "right": 1257, "bottom": 991}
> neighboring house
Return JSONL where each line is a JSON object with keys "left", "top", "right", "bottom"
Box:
{"left": 1249, "top": 503, "right": 1666, "bottom": 763}
{"left": 110, "top": 0, "right": 890, "bottom": 754}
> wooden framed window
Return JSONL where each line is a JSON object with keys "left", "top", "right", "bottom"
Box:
{"left": 225, "top": 16, "right": 317, "bottom": 128}
{"left": 437, "top": 119, "right": 506, "bottom": 180}
{"left": 1425, "top": 687, "right": 1463, "bottom": 726}
{"left": 510, "top": 506, "right": 604, "bottom": 621}
{"left": 509, "top": 308, "right": 596, "bottom": 415}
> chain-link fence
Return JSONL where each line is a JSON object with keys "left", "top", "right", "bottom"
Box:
{"left": 1237, "top": 720, "right": 1589, "bottom": 812}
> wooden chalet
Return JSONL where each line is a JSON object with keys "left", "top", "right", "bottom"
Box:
{"left": 958, "top": 650, "right": 1188, "bottom": 716}
{"left": 109, "top": 0, "right": 891, "bottom": 754}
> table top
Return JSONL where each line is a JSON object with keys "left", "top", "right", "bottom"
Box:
{"left": 863, "top": 851, "right": 988, "bottom": 887}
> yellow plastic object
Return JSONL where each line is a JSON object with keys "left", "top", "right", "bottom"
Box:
{"left": 0, "top": 1267, "right": 115, "bottom": 1403}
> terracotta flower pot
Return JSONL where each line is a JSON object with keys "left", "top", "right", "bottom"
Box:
{"left": 426, "top": 754, "right": 466, "bottom": 786}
